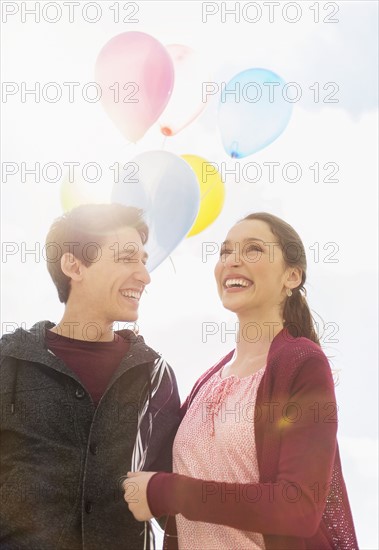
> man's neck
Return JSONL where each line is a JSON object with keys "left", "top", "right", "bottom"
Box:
{"left": 49, "top": 315, "right": 115, "bottom": 342}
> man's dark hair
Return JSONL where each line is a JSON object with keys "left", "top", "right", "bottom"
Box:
{"left": 45, "top": 203, "right": 148, "bottom": 303}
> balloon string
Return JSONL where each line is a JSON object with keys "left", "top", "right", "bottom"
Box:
{"left": 168, "top": 256, "right": 176, "bottom": 274}
{"left": 161, "top": 136, "right": 167, "bottom": 150}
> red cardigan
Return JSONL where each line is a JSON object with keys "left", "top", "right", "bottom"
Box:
{"left": 147, "top": 329, "right": 359, "bottom": 549}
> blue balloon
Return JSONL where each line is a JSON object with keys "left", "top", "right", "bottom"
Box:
{"left": 218, "top": 68, "right": 293, "bottom": 158}
{"left": 112, "top": 151, "right": 200, "bottom": 272}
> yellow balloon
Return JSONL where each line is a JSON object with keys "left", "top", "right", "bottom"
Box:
{"left": 181, "top": 155, "right": 225, "bottom": 237}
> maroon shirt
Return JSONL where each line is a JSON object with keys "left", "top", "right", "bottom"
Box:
{"left": 45, "top": 329, "right": 130, "bottom": 405}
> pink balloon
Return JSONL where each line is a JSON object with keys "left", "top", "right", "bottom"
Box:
{"left": 95, "top": 32, "right": 174, "bottom": 142}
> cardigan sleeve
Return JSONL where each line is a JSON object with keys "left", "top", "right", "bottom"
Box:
{"left": 147, "top": 353, "right": 338, "bottom": 538}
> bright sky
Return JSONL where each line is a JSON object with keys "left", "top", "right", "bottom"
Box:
{"left": 1, "top": 1, "right": 378, "bottom": 547}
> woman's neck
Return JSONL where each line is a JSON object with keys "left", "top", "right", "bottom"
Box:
{"left": 234, "top": 313, "right": 284, "bottom": 361}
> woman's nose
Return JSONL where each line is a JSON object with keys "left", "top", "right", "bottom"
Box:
{"left": 224, "top": 246, "right": 242, "bottom": 266}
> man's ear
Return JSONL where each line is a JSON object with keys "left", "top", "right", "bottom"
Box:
{"left": 286, "top": 266, "right": 302, "bottom": 289}
{"left": 61, "top": 253, "right": 84, "bottom": 281}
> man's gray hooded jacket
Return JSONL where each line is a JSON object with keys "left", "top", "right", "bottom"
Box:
{"left": 0, "top": 321, "right": 180, "bottom": 550}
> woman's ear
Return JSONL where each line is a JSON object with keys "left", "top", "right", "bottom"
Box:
{"left": 286, "top": 266, "right": 302, "bottom": 289}
{"left": 60, "top": 253, "right": 84, "bottom": 281}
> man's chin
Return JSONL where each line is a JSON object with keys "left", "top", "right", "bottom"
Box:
{"left": 114, "top": 312, "right": 139, "bottom": 324}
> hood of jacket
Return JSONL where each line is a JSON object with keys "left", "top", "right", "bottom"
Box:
{"left": 1, "top": 320, "right": 160, "bottom": 371}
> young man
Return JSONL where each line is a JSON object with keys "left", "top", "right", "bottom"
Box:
{"left": 0, "top": 204, "right": 180, "bottom": 549}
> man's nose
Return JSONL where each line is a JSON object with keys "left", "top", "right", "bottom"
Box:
{"left": 137, "top": 261, "right": 151, "bottom": 285}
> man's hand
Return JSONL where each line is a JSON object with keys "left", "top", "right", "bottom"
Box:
{"left": 123, "top": 471, "right": 157, "bottom": 521}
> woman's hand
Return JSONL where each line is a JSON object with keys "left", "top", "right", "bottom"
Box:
{"left": 122, "top": 471, "right": 157, "bottom": 521}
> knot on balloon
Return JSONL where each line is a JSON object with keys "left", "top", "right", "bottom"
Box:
{"left": 161, "top": 127, "right": 173, "bottom": 136}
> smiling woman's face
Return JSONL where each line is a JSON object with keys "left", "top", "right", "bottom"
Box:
{"left": 214, "top": 219, "right": 294, "bottom": 321}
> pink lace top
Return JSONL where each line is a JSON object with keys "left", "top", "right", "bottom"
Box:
{"left": 173, "top": 358, "right": 266, "bottom": 550}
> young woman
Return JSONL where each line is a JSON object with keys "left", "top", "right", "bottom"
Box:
{"left": 124, "top": 212, "right": 358, "bottom": 549}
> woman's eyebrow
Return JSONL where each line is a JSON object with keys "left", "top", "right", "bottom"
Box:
{"left": 222, "top": 238, "right": 266, "bottom": 245}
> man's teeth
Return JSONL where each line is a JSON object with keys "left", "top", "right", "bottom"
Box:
{"left": 225, "top": 278, "right": 251, "bottom": 288}
{"left": 120, "top": 290, "right": 141, "bottom": 300}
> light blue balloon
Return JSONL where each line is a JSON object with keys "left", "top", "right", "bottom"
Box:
{"left": 218, "top": 68, "right": 293, "bottom": 158}
{"left": 112, "top": 151, "right": 200, "bottom": 272}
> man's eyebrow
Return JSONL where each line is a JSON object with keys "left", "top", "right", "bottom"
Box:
{"left": 115, "top": 250, "right": 149, "bottom": 260}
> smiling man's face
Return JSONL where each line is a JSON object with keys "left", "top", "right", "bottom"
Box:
{"left": 71, "top": 226, "right": 151, "bottom": 324}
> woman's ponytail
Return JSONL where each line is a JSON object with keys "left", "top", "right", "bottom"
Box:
{"left": 283, "top": 286, "right": 320, "bottom": 345}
